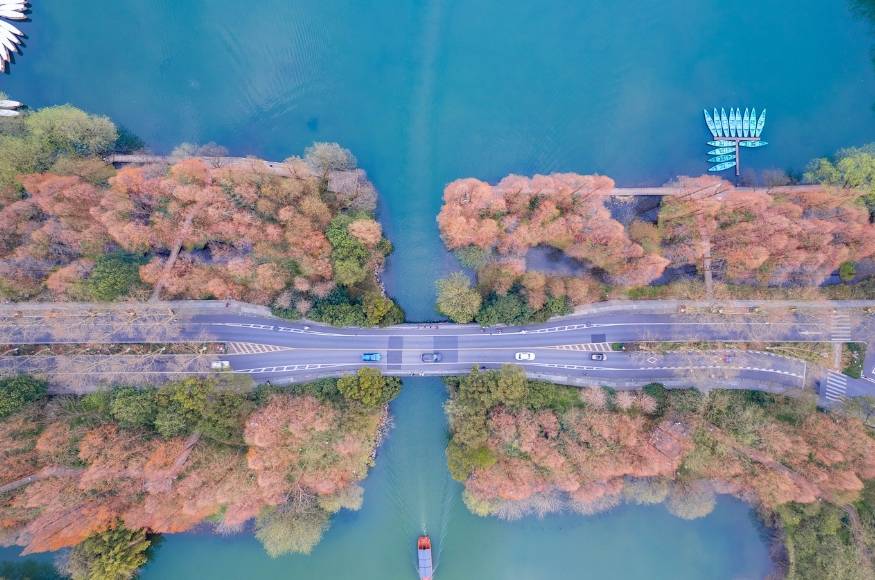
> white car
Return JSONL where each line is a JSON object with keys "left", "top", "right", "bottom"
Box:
{"left": 211, "top": 360, "right": 231, "bottom": 371}
{"left": 515, "top": 352, "right": 535, "bottom": 361}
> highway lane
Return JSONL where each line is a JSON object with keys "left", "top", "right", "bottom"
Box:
{"left": 221, "top": 346, "right": 807, "bottom": 391}
{"left": 0, "top": 300, "right": 868, "bottom": 397}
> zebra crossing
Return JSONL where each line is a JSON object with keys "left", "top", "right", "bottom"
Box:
{"left": 830, "top": 312, "right": 852, "bottom": 342}
{"left": 823, "top": 372, "right": 848, "bottom": 403}
{"left": 550, "top": 343, "right": 612, "bottom": 352}
{"left": 226, "top": 342, "right": 293, "bottom": 355}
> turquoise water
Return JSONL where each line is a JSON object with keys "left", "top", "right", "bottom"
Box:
{"left": 1, "top": 381, "right": 772, "bottom": 579}
{"left": 3, "top": 0, "right": 873, "bottom": 318}
{"left": 2, "top": 0, "right": 874, "bottom": 577}
{"left": 137, "top": 380, "right": 771, "bottom": 580}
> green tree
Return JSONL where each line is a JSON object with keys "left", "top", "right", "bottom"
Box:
{"left": 153, "top": 378, "right": 210, "bottom": 437}
{"left": 326, "top": 216, "right": 372, "bottom": 287}
{"left": 446, "top": 441, "right": 497, "bottom": 481}
{"left": 490, "top": 365, "right": 529, "bottom": 405}
{"left": 197, "top": 388, "right": 253, "bottom": 443}
{"left": 362, "top": 292, "right": 404, "bottom": 326}
{"left": 24, "top": 105, "right": 118, "bottom": 158}
{"left": 110, "top": 387, "right": 157, "bottom": 428}
{"left": 436, "top": 272, "right": 482, "bottom": 323}
{"left": 255, "top": 503, "right": 330, "bottom": 557}
{"left": 839, "top": 261, "right": 857, "bottom": 283}
{"left": 475, "top": 293, "right": 533, "bottom": 327}
{"left": 81, "top": 254, "right": 145, "bottom": 301}
{"left": 0, "top": 375, "right": 47, "bottom": 418}
{"left": 804, "top": 144, "right": 875, "bottom": 213}
{"left": 337, "top": 368, "right": 401, "bottom": 407}
{"left": 63, "top": 523, "right": 151, "bottom": 580}
{"left": 309, "top": 301, "right": 368, "bottom": 327}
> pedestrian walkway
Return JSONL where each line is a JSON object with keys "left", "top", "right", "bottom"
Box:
{"left": 823, "top": 372, "right": 848, "bottom": 403}
{"left": 831, "top": 312, "right": 852, "bottom": 342}
{"left": 226, "top": 342, "right": 293, "bottom": 355}
{"left": 551, "top": 343, "right": 613, "bottom": 352}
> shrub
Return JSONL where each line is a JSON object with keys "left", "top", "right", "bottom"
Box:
{"left": 81, "top": 253, "right": 145, "bottom": 301}
{"left": 337, "top": 368, "right": 401, "bottom": 407}
{"left": 0, "top": 374, "right": 47, "bottom": 418}
{"left": 110, "top": 387, "right": 157, "bottom": 428}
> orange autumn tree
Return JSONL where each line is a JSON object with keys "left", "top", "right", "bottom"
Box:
{"left": 0, "top": 150, "right": 398, "bottom": 320}
{"left": 438, "top": 173, "right": 669, "bottom": 288}
{"left": 446, "top": 368, "right": 875, "bottom": 522}
{"left": 659, "top": 176, "right": 875, "bottom": 285}
{"left": 0, "top": 378, "right": 389, "bottom": 557}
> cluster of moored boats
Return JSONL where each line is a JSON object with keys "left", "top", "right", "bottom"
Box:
{"left": 0, "top": 0, "right": 27, "bottom": 72}
{"left": 703, "top": 107, "right": 768, "bottom": 172}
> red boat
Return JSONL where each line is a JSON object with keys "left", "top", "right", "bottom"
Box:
{"left": 417, "top": 535, "right": 433, "bottom": 580}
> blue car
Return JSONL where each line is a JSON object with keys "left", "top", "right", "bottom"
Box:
{"left": 361, "top": 353, "right": 382, "bottom": 362}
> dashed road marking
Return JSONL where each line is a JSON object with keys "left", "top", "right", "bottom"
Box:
{"left": 823, "top": 372, "right": 848, "bottom": 402}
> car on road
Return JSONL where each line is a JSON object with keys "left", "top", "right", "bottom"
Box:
{"left": 515, "top": 352, "right": 535, "bottom": 361}
{"left": 590, "top": 353, "right": 607, "bottom": 361}
{"left": 361, "top": 353, "right": 382, "bottom": 362}
{"left": 421, "top": 352, "right": 443, "bottom": 363}
{"left": 211, "top": 360, "right": 231, "bottom": 371}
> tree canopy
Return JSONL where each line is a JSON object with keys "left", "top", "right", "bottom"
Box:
{"left": 337, "top": 368, "right": 401, "bottom": 407}
{"left": 62, "top": 523, "right": 151, "bottom": 580}
{"left": 436, "top": 272, "right": 482, "bottom": 323}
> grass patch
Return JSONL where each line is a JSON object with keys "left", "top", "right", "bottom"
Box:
{"left": 842, "top": 342, "right": 866, "bottom": 379}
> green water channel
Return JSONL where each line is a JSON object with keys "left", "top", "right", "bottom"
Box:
{"left": 1, "top": 0, "right": 874, "bottom": 576}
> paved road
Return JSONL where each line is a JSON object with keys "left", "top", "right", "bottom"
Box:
{"left": 1, "top": 300, "right": 873, "bottom": 400}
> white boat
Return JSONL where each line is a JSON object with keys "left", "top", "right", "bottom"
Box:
{"left": 720, "top": 108, "right": 729, "bottom": 136}
{"left": 0, "top": 109, "right": 20, "bottom": 117}
{"left": 742, "top": 108, "right": 749, "bottom": 137}
{"left": 749, "top": 107, "right": 756, "bottom": 137}
{"left": 704, "top": 109, "right": 718, "bottom": 138}
{"left": 729, "top": 108, "right": 736, "bottom": 137}
{"left": 755, "top": 109, "right": 766, "bottom": 137}
{"left": 0, "top": 2, "right": 26, "bottom": 71}
{"left": 0, "top": 99, "right": 22, "bottom": 109}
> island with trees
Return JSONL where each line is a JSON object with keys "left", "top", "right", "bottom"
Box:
{"left": 444, "top": 367, "right": 875, "bottom": 578}
{"left": 0, "top": 103, "right": 403, "bottom": 327}
{"left": 0, "top": 369, "right": 401, "bottom": 578}
{"left": 435, "top": 156, "right": 875, "bottom": 324}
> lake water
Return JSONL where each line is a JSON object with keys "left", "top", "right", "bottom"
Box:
{"left": 2, "top": 0, "right": 874, "bottom": 577}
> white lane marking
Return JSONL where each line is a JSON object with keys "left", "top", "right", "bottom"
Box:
{"left": 831, "top": 312, "right": 852, "bottom": 342}
{"left": 824, "top": 372, "right": 848, "bottom": 401}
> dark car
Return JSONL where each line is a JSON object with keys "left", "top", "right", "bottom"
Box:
{"left": 421, "top": 352, "right": 443, "bottom": 363}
